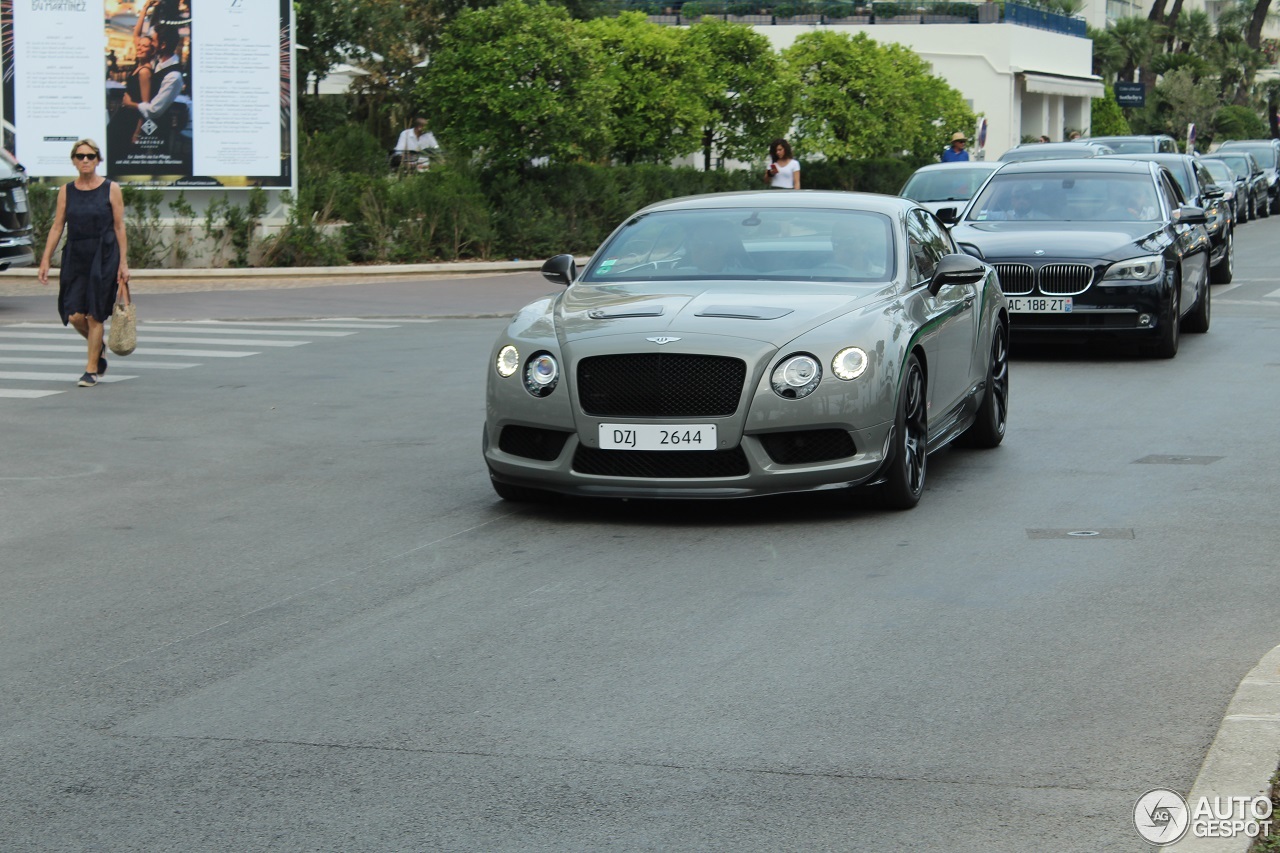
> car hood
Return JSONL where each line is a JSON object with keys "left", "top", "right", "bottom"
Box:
{"left": 553, "top": 281, "right": 894, "bottom": 347}
{"left": 951, "top": 221, "right": 1164, "bottom": 260}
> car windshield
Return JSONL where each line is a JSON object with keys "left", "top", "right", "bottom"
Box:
{"left": 1101, "top": 140, "right": 1156, "bottom": 153}
{"left": 581, "top": 208, "right": 896, "bottom": 283}
{"left": 1221, "top": 144, "right": 1278, "bottom": 169}
{"left": 966, "top": 173, "right": 1162, "bottom": 222}
{"left": 1201, "top": 160, "right": 1234, "bottom": 182}
{"left": 1211, "top": 154, "right": 1253, "bottom": 174}
{"left": 900, "top": 168, "right": 993, "bottom": 202}
{"left": 998, "top": 145, "right": 1097, "bottom": 163}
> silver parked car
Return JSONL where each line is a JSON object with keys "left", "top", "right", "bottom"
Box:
{"left": 484, "top": 191, "right": 1010, "bottom": 508}
{"left": 899, "top": 161, "right": 1001, "bottom": 216}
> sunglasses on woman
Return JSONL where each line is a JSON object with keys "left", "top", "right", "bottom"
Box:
{"left": 73, "top": 152, "right": 99, "bottom": 161}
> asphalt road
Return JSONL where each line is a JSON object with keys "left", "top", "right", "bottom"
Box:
{"left": 2, "top": 222, "right": 1279, "bottom": 851}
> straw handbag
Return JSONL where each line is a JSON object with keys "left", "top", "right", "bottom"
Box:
{"left": 107, "top": 300, "right": 136, "bottom": 356}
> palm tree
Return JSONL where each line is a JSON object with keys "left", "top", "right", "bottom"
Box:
{"left": 1109, "top": 16, "right": 1157, "bottom": 85}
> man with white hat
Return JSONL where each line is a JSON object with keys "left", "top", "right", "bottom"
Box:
{"left": 941, "top": 131, "right": 970, "bottom": 163}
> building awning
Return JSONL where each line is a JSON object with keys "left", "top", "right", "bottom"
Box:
{"left": 1023, "top": 72, "right": 1105, "bottom": 99}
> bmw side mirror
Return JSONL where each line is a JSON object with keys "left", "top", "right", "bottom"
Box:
{"left": 541, "top": 254, "right": 577, "bottom": 287}
{"left": 1203, "top": 185, "right": 1225, "bottom": 199}
{"left": 928, "top": 253, "right": 987, "bottom": 296}
{"left": 935, "top": 207, "right": 958, "bottom": 225}
{"left": 1173, "top": 206, "right": 1207, "bottom": 225}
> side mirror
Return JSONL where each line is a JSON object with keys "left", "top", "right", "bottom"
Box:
{"left": 541, "top": 254, "right": 577, "bottom": 287}
{"left": 935, "top": 207, "right": 958, "bottom": 225}
{"left": 1173, "top": 205, "right": 1207, "bottom": 225}
{"left": 1203, "top": 185, "right": 1225, "bottom": 199}
{"left": 928, "top": 253, "right": 987, "bottom": 296}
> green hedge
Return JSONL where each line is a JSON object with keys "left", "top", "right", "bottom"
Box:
{"left": 279, "top": 124, "right": 928, "bottom": 266}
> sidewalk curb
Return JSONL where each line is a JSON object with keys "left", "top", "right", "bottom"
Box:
{"left": 0, "top": 260, "right": 551, "bottom": 279}
{"left": 1162, "top": 643, "right": 1280, "bottom": 851}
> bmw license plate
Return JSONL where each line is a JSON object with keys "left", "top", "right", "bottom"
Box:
{"left": 1008, "top": 296, "right": 1071, "bottom": 313}
{"left": 599, "top": 423, "right": 716, "bottom": 451}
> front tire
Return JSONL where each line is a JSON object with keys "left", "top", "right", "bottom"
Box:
{"left": 1183, "top": 269, "right": 1211, "bottom": 333}
{"left": 879, "top": 354, "right": 927, "bottom": 510}
{"left": 1209, "top": 229, "right": 1234, "bottom": 284}
{"left": 956, "top": 320, "right": 1008, "bottom": 449}
{"left": 1147, "top": 276, "right": 1181, "bottom": 359}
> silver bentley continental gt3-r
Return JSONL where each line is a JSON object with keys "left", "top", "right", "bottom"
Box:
{"left": 483, "top": 191, "right": 1010, "bottom": 508}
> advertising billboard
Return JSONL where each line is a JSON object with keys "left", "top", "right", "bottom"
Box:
{"left": 2, "top": 0, "right": 294, "bottom": 188}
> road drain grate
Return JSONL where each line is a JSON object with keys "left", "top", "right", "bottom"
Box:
{"left": 1133, "top": 455, "right": 1223, "bottom": 465}
{"left": 1026, "top": 528, "right": 1136, "bottom": 539}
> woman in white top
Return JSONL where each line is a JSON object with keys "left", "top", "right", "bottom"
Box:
{"left": 765, "top": 138, "right": 801, "bottom": 189}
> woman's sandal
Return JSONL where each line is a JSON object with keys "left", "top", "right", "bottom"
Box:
{"left": 98, "top": 355, "right": 107, "bottom": 376}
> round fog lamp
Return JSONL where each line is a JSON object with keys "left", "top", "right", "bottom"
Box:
{"left": 771, "top": 354, "right": 821, "bottom": 399}
{"left": 832, "top": 347, "right": 868, "bottom": 380}
{"left": 496, "top": 345, "right": 520, "bottom": 377}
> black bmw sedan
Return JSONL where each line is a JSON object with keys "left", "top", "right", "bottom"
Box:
{"left": 947, "top": 159, "right": 1211, "bottom": 358}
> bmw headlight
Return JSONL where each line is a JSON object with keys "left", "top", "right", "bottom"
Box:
{"left": 832, "top": 347, "right": 869, "bottom": 380}
{"left": 1102, "top": 255, "right": 1164, "bottom": 283}
{"left": 771, "top": 354, "right": 821, "bottom": 399}
{"left": 524, "top": 352, "right": 559, "bottom": 397}
{"left": 496, "top": 345, "right": 520, "bottom": 377}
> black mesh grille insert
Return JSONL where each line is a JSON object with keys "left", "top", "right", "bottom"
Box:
{"left": 758, "top": 429, "right": 857, "bottom": 465}
{"left": 572, "top": 446, "right": 749, "bottom": 479}
{"left": 577, "top": 354, "right": 747, "bottom": 418}
{"left": 498, "top": 425, "right": 572, "bottom": 461}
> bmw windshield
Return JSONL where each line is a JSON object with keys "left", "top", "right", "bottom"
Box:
{"left": 965, "top": 173, "right": 1162, "bottom": 222}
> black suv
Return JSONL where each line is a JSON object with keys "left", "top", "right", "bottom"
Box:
{"left": 0, "top": 149, "right": 34, "bottom": 270}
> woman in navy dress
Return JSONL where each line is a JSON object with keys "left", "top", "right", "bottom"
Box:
{"left": 37, "top": 139, "right": 130, "bottom": 388}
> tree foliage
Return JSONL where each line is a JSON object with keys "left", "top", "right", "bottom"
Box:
{"left": 683, "top": 20, "right": 796, "bottom": 169}
{"left": 583, "top": 13, "right": 708, "bottom": 164}
{"left": 782, "top": 31, "right": 972, "bottom": 161}
{"left": 418, "top": 1, "right": 615, "bottom": 166}
{"left": 1091, "top": 88, "right": 1132, "bottom": 136}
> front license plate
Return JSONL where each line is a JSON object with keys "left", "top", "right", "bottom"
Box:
{"left": 1008, "top": 296, "right": 1072, "bottom": 313}
{"left": 599, "top": 423, "right": 717, "bottom": 451}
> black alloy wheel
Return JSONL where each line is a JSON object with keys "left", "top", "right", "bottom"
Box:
{"left": 957, "top": 321, "right": 1009, "bottom": 449}
{"left": 880, "top": 354, "right": 928, "bottom": 509}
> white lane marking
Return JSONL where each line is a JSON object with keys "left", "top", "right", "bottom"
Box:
{"left": 1266, "top": 287, "right": 1280, "bottom": 298}
{"left": 181, "top": 320, "right": 401, "bottom": 330}
{"left": 328, "top": 317, "right": 438, "bottom": 324}
{"left": 0, "top": 332, "right": 306, "bottom": 348}
{"left": 0, "top": 344, "right": 257, "bottom": 357}
{"left": 0, "top": 372, "right": 138, "bottom": 383}
{"left": 0, "top": 356, "right": 197, "bottom": 369}
{"left": 137, "top": 325, "right": 354, "bottom": 337}
{"left": 0, "top": 389, "right": 64, "bottom": 398}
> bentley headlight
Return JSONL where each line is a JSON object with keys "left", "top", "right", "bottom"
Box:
{"left": 771, "top": 354, "right": 821, "bottom": 399}
{"left": 1102, "top": 255, "right": 1164, "bottom": 283}
{"left": 496, "top": 345, "right": 520, "bottom": 377}
{"left": 832, "top": 347, "right": 869, "bottom": 381}
{"left": 524, "top": 353, "right": 559, "bottom": 397}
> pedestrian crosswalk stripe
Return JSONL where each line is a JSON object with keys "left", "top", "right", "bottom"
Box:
{"left": 1266, "top": 288, "right": 1280, "bottom": 298}
{"left": 0, "top": 371, "right": 138, "bottom": 383}
{"left": 0, "top": 389, "right": 64, "bottom": 398}
{"left": 328, "top": 317, "right": 439, "bottom": 324}
{"left": 0, "top": 332, "right": 305, "bottom": 348}
{"left": 0, "top": 344, "right": 259, "bottom": 357}
{"left": 0, "top": 356, "right": 197, "bottom": 369}
{"left": 0, "top": 317, "right": 399, "bottom": 402}
{"left": 183, "top": 320, "right": 401, "bottom": 330}
{"left": 137, "top": 325, "right": 354, "bottom": 337}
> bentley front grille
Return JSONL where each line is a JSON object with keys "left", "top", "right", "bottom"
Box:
{"left": 1037, "top": 263, "right": 1094, "bottom": 296}
{"left": 572, "top": 446, "right": 750, "bottom": 478}
{"left": 577, "top": 353, "right": 747, "bottom": 418}
{"left": 993, "top": 263, "right": 1035, "bottom": 296}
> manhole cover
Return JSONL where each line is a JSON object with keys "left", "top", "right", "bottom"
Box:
{"left": 1133, "top": 455, "right": 1223, "bottom": 465}
{"left": 1026, "top": 528, "right": 1135, "bottom": 540}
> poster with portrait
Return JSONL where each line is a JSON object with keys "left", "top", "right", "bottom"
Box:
{"left": 2, "top": 0, "right": 293, "bottom": 188}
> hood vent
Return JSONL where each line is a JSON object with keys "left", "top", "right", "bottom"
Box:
{"left": 694, "top": 305, "right": 794, "bottom": 320}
